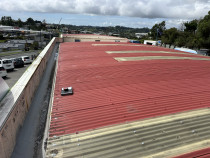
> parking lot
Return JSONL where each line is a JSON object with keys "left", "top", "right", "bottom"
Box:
{"left": 0, "top": 50, "right": 40, "bottom": 88}
{"left": 4, "top": 65, "right": 30, "bottom": 88}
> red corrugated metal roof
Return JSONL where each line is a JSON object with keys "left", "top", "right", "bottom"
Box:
{"left": 174, "top": 148, "right": 210, "bottom": 158}
{"left": 49, "top": 42, "right": 210, "bottom": 137}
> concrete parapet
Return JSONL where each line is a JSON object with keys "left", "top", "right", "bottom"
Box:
{"left": 0, "top": 37, "right": 61, "bottom": 158}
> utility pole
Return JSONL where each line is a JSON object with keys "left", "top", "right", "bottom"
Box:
{"left": 156, "top": 28, "right": 158, "bottom": 46}
{"left": 58, "top": 18, "right": 62, "bottom": 37}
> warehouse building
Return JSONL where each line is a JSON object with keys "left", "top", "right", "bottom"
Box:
{"left": 46, "top": 36, "right": 210, "bottom": 157}
{"left": 1, "top": 35, "right": 210, "bottom": 158}
{"left": 62, "top": 34, "right": 129, "bottom": 42}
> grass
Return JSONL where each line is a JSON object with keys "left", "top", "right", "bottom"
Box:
{"left": 0, "top": 51, "right": 22, "bottom": 57}
{"left": 0, "top": 40, "right": 7, "bottom": 43}
{"left": 0, "top": 50, "right": 40, "bottom": 57}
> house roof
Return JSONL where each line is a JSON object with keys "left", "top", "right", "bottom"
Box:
{"left": 46, "top": 42, "right": 210, "bottom": 157}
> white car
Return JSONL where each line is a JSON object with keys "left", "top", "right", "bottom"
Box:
{"left": 0, "top": 59, "right": 14, "bottom": 71}
{"left": 0, "top": 66, "right": 7, "bottom": 78}
{"left": 21, "top": 56, "right": 32, "bottom": 64}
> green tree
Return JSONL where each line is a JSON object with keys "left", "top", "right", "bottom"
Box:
{"left": 175, "top": 32, "right": 188, "bottom": 47}
{"left": 26, "top": 17, "right": 35, "bottom": 26}
{"left": 196, "top": 11, "right": 210, "bottom": 48}
{"left": 150, "top": 21, "right": 166, "bottom": 40}
{"left": 31, "top": 41, "right": 39, "bottom": 50}
{"left": 184, "top": 20, "right": 198, "bottom": 34}
{"left": 17, "top": 18, "right": 23, "bottom": 27}
{"left": 0, "top": 34, "right": 4, "bottom": 40}
{"left": 161, "top": 27, "right": 179, "bottom": 47}
{"left": 1, "top": 16, "right": 14, "bottom": 26}
{"left": 185, "top": 34, "right": 199, "bottom": 49}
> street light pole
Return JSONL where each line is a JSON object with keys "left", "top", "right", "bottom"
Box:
{"left": 40, "top": 30, "right": 42, "bottom": 49}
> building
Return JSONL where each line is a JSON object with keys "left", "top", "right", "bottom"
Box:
{"left": 0, "top": 35, "right": 210, "bottom": 158}
{"left": 62, "top": 34, "right": 128, "bottom": 42}
{"left": 135, "top": 33, "right": 148, "bottom": 38}
{"left": 144, "top": 40, "right": 157, "bottom": 45}
{"left": 0, "top": 43, "right": 25, "bottom": 51}
{"left": 46, "top": 35, "right": 210, "bottom": 157}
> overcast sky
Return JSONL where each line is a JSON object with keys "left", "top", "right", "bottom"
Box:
{"left": 0, "top": 0, "right": 210, "bottom": 28}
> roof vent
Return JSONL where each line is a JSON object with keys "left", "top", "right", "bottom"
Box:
{"left": 61, "top": 87, "right": 73, "bottom": 96}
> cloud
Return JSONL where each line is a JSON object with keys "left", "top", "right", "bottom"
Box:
{"left": 0, "top": 0, "right": 210, "bottom": 19}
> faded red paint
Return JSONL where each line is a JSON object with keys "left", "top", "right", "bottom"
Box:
{"left": 49, "top": 42, "right": 210, "bottom": 137}
{"left": 174, "top": 148, "right": 210, "bottom": 158}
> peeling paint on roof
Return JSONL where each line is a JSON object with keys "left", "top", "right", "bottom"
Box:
{"left": 47, "top": 42, "right": 210, "bottom": 157}
{"left": 114, "top": 56, "right": 210, "bottom": 61}
{"left": 46, "top": 108, "right": 210, "bottom": 158}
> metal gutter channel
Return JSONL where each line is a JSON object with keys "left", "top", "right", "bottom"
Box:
{"left": 42, "top": 43, "right": 60, "bottom": 158}
{"left": 11, "top": 43, "right": 59, "bottom": 158}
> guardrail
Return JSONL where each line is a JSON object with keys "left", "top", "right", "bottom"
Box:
{"left": 0, "top": 37, "right": 62, "bottom": 158}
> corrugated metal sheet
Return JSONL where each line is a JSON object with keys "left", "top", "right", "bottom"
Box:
{"left": 50, "top": 42, "right": 210, "bottom": 136}
{"left": 46, "top": 108, "right": 210, "bottom": 158}
{"left": 47, "top": 42, "right": 210, "bottom": 157}
{"left": 174, "top": 148, "right": 210, "bottom": 158}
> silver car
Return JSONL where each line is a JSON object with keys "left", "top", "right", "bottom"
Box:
{"left": 21, "top": 56, "right": 32, "bottom": 64}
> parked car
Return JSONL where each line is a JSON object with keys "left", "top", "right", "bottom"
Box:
{"left": 10, "top": 58, "right": 24, "bottom": 68}
{"left": 0, "top": 59, "right": 14, "bottom": 71}
{"left": 10, "top": 58, "right": 16, "bottom": 66}
{"left": 0, "top": 66, "right": 7, "bottom": 78}
{"left": 197, "top": 49, "right": 210, "bottom": 56}
{"left": 21, "top": 56, "right": 32, "bottom": 64}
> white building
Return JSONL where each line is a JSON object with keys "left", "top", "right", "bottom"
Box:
{"left": 135, "top": 33, "right": 148, "bottom": 38}
{"left": 144, "top": 40, "right": 157, "bottom": 45}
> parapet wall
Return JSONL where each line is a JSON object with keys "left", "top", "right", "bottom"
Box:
{"left": 0, "top": 37, "right": 62, "bottom": 158}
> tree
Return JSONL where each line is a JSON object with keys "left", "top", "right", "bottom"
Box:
{"left": 196, "top": 11, "right": 210, "bottom": 48}
{"left": 26, "top": 17, "right": 35, "bottom": 26}
{"left": 150, "top": 21, "right": 166, "bottom": 40}
{"left": 184, "top": 20, "right": 198, "bottom": 34}
{"left": 175, "top": 32, "right": 188, "bottom": 47}
{"left": 0, "top": 34, "right": 4, "bottom": 40}
{"left": 31, "top": 41, "right": 39, "bottom": 50}
{"left": 185, "top": 34, "right": 199, "bottom": 49}
{"left": 179, "top": 22, "right": 185, "bottom": 32}
{"left": 17, "top": 18, "right": 23, "bottom": 27}
{"left": 161, "top": 27, "right": 179, "bottom": 47}
{"left": 1, "top": 16, "right": 14, "bottom": 26}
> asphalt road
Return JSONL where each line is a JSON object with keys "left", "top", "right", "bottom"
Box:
{"left": 4, "top": 65, "right": 30, "bottom": 88}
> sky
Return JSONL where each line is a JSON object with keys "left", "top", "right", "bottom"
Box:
{"left": 0, "top": 0, "right": 210, "bottom": 29}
